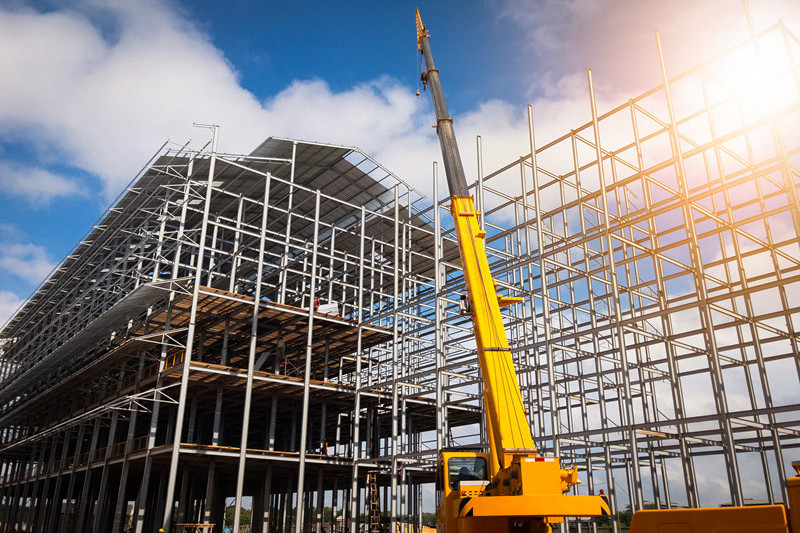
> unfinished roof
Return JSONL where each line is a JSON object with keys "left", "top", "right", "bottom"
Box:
{"left": 0, "top": 137, "right": 435, "bottom": 414}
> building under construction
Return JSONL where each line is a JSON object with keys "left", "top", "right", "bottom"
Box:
{"left": 1, "top": 13, "right": 800, "bottom": 533}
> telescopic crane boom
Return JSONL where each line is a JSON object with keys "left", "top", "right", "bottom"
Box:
{"left": 416, "top": 10, "right": 610, "bottom": 533}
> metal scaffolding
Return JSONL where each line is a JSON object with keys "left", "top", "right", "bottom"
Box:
{"left": 0, "top": 133, "right": 480, "bottom": 533}
{"left": 1, "top": 12, "right": 799, "bottom": 533}
{"left": 426, "top": 16, "right": 800, "bottom": 528}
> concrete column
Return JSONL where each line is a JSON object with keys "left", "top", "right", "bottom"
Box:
{"left": 203, "top": 459, "right": 216, "bottom": 524}
{"left": 261, "top": 464, "right": 273, "bottom": 533}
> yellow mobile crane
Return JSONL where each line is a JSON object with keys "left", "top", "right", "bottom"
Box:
{"left": 417, "top": 10, "right": 800, "bottom": 533}
{"left": 416, "top": 11, "right": 610, "bottom": 533}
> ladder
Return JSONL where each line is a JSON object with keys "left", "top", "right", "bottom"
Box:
{"left": 367, "top": 471, "right": 381, "bottom": 533}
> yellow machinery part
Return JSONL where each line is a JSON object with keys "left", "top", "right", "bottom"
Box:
{"left": 450, "top": 195, "right": 536, "bottom": 472}
{"left": 630, "top": 468, "right": 798, "bottom": 532}
{"left": 630, "top": 505, "right": 789, "bottom": 533}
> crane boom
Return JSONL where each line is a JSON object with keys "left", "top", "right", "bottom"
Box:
{"left": 416, "top": 12, "right": 469, "bottom": 199}
{"left": 417, "top": 10, "right": 611, "bottom": 533}
{"left": 417, "top": 9, "right": 534, "bottom": 474}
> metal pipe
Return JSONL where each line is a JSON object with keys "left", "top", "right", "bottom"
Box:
{"left": 295, "top": 190, "right": 322, "bottom": 533}
{"left": 234, "top": 171, "right": 272, "bottom": 532}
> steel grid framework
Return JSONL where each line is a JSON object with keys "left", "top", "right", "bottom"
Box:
{"left": 420, "top": 18, "right": 800, "bottom": 528}
{"left": 0, "top": 14, "right": 799, "bottom": 533}
{"left": 0, "top": 134, "right": 471, "bottom": 533}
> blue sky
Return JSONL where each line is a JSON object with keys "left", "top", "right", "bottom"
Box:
{"left": 0, "top": 0, "right": 800, "bottom": 330}
{"left": 2, "top": 0, "right": 800, "bottom": 509}
{"left": 1, "top": 0, "right": 799, "bottom": 324}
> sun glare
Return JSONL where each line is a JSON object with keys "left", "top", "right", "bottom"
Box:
{"left": 708, "top": 28, "right": 799, "bottom": 119}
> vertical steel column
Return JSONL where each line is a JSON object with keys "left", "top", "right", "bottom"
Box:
{"left": 202, "top": 460, "right": 216, "bottom": 525}
{"left": 655, "top": 32, "right": 742, "bottom": 505}
{"left": 176, "top": 470, "right": 190, "bottom": 524}
{"left": 60, "top": 423, "right": 85, "bottom": 532}
{"left": 15, "top": 434, "right": 41, "bottom": 532}
{"left": 315, "top": 471, "right": 324, "bottom": 533}
{"left": 75, "top": 419, "right": 102, "bottom": 533}
{"left": 280, "top": 141, "right": 299, "bottom": 304}
{"left": 390, "top": 185, "right": 400, "bottom": 532}
{"left": 629, "top": 100, "right": 698, "bottom": 509}
{"left": 569, "top": 128, "right": 617, "bottom": 526}
{"left": 162, "top": 124, "right": 219, "bottom": 530}
{"left": 331, "top": 478, "right": 338, "bottom": 533}
{"left": 350, "top": 206, "right": 367, "bottom": 533}
{"left": 233, "top": 171, "right": 272, "bottom": 532}
{"left": 295, "top": 189, "right": 321, "bottom": 533}
{"left": 34, "top": 433, "right": 59, "bottom": 532}
{"left": 46, "top": 427, "right": 72, "bottom": 533}
{"left": 699, "top": 56, "right": 789, "bottom": 502}
{"left": 526, "top": 106, "right": 560, "bottom": 454}
{"left": 283, "top": 476, "right": 294, "bottom": 533}
{"left": 112, "top": 391, "right": 143, "bottom": 533}
{"left": 586, "top": 70, "right": 644, "bottom": 511}
{"left": 229, "top": 195, "right": 245, "bottom": 293}
{"left": 433, "top": 163, "right": 446, "bottom": 451}
{"left": 135, "top": 144, "right": 195, "bottom": 533}
{"left": 92, "top": 410, "right": 120, "bottom": 533}
{"left": 516, "top": 152, "right": 538, "bottom": 435}
{"left": 262, "top": 464, "right": 273, "bottom": 533}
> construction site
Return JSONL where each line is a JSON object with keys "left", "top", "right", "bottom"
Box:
{"left": 1, "top": 9, "right": 800, "bottom": 533}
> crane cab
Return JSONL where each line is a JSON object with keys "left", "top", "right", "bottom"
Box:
{"left": 436, "top": 450, "right": 490, "bottom": 532}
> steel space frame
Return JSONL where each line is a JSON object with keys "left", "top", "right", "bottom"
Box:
{"left": 420, "top": 17, "right": 800, "bottom": 532}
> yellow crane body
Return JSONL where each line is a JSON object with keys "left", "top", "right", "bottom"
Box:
{"left": 417, "top": 10, "right": 610, "bottom": 532}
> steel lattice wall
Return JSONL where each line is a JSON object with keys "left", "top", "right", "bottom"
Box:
{"left": 424, "top": 18, "right": 800, "bottom": 526}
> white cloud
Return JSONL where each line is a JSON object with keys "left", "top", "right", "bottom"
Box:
{"left": 0, "top": 0, "right": 628, "bottom": 206}
{"left": 0, "top": 162, "right": 85, "bottom": 205}
{"left": 0, "top": 290, "right": 24, "bottom": 331}
{"left": 0, "top": 1, "right": 264, "bottom": 196}
{"left": 498, "top": 0, "right": 800, "bottom": 102}
{"left": 0, "top": 1, "right": 436, "bottom": 199}
{"left": 0, "top": 242, "right": 55, "bottom": 285}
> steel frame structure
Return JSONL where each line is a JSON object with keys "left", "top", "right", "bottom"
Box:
{"left": 420, "top": 18, "right": 800, "bottom": 531}
{"left": 0, "top": 134, "right": 481, "bottom": 533}
{"left": 1, "top": 14, "right": 799, "bottom": 533}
